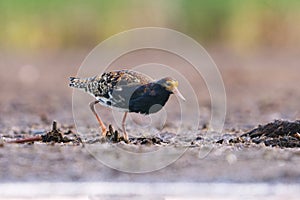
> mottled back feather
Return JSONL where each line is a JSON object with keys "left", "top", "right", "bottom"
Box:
{"left": 70, "top": 70, "right": 172, "bottom": 114}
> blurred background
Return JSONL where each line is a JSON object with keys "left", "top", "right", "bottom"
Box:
{"left": 0, "top": 0, "right": 300, "bottom": 128}
{"left": 1, "top": 0, "right": 300, "bottom": 51}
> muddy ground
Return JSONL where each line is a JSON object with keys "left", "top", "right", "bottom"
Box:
{"left": 0, "top": 48, "right": 300, "bottom": 184}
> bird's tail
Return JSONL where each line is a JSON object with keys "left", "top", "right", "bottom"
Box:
{"left": 69, "top": 77, "right": 88, "bottom": 89}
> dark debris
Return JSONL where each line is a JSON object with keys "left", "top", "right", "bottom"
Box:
{"left": 6, "top": 119, "right": 300, "bottom": 148}
{"left": 100, "top": 124, "right": 127, "bottom": 143}
{"left": 41, "top": 121, "right": 80, "bottom": 144}
{"left": 129, "top": 136, "right": 166, "bottom": 145}
{"left": 238, "top": 120, "right": 300, "bottom": 148}
{"left": 100, "top": 124, "right": 169, "bottom": 145}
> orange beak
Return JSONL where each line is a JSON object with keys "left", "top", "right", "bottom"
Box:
{"left": 173, "top": 87, "right": 186, "bottom": 101}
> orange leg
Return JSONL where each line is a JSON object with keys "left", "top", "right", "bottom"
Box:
{"left": 122, "top": 112, "right": 128, "bottom": 140}
{"left": 89, "top": 100, "right": 107, "bottom": 135}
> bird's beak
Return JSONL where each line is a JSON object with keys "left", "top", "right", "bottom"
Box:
{"left": 173, "top": 87, "right": 186, "bottom": 101}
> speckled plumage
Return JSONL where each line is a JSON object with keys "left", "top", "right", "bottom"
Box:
{"left": 70, "top": 70, "right": 168, "bottom": 113}
{"left": 69, "top": 69, "right": 185, "bottom": 140}
{"left": 70, "top": 70, "right": 150, "bottom": 95}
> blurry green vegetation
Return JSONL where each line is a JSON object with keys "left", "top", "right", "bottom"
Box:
{"left": 0, "top": 0, "right": 299, "bottom": 51}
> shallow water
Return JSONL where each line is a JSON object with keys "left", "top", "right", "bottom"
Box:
{"left": 0, "top": 182, "right": 299, "bottom": 199}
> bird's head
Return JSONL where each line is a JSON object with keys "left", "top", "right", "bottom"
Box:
{"left": 157, "top": 77, "right": 186, "bottom": 101}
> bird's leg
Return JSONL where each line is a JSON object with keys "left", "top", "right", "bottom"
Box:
{"left": 122, "top": 112, "right": 128, "bottom": 141}
{"left": 89, "top": 100, "right": 107, "bottom": 135}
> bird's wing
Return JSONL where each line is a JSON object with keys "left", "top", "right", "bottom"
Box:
{"left": 109, "top": 70, "right": 153, "bottom": 88}
{"left": 97, "top": 70, "right": 153, "bottom": 109}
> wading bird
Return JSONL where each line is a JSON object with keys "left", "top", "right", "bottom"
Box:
{"left": 69, "top": 70, "right": 185, "bottom": 140}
